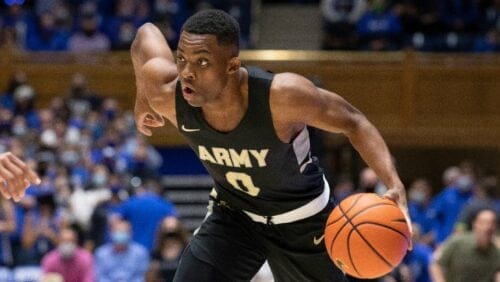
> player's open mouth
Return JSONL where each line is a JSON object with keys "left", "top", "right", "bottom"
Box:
{"left": 183, "top": 86, "right": 194, "bottom": 94}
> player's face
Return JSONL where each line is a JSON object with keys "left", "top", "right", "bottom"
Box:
{"left": 176, "top": 32, "right": 234, "bottom": 107}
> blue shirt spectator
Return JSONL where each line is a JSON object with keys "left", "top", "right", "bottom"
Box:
{"left": 25, "top": 12, "right": 68, "bottom": 51}
{"left": 427, "top": 181, "right": 473, "bottom": 244}
{"left": 407, "top": 178, "right": 433, "bottom": 234}
{"left": 403, "top": 242, "right": 433, "bottom": 282}
{"left": 357, "top": 0, "right": 402, "bottom": 50}
{"left": 115, "top": 182, "right": 177, "bottom": 250}
{"left": 95, "top": 220, "right": 150, "bottom": 282}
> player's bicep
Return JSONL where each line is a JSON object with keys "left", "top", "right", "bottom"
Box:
{"left": 273, "top": 73, "right": 364, "bottom": 135}
{"left": 304, "top": 87, "right": 365, "bottom": 134}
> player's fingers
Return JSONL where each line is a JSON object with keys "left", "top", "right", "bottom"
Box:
{"left": 0, "top": 159, "right": 24, "bottom": 201}
{"left": 138, "top": 124, "right": 153, "bottom": 136}
{"left": 144, "top": 114, "right": 164, "bottom": 127}
{"left": 403, "top": 211, "right": 414, "bottom": 251}
{"left": 0, "top": 180, "right": 12, "bottom": 200}
{"left": 0, "top": 168, "right": 15, "bottom": 200}
{"left": 7, "top": 154, "right": 41, "bottom": 185}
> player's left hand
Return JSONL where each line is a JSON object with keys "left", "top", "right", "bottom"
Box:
{"left": 0, "top": 152, "right": 41, "bottom": 202}
{"left": 384, "top": 185, "right": 413, "bottom": 251}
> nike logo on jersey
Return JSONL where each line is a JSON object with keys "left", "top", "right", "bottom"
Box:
{"left": 181, "top": 125, "right": 201, "bottom": 132}
{"left": 313, "top": 234, "right": 325, "bottom": 245}
{"left": 198, "top": 145, "right": 269, "bottom": 168}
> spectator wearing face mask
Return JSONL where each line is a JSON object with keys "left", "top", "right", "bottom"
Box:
{"left": 95, "top": 220, "right": 149, "bottom": 282}
{"left": 41, "top": 227, "right": 94, "bottom": 282}
{"left": 455, "top": 176, "right": 500, "bottom": 233}
{"left": 68, "top": 13, "right": 110, "bottom": 52}
{"left": 356, "top": 167, "right": 387, "bottom": 196}
{"left": 427, "top": 166, "right": 474, "bottom": 244}
{"left": 407, "top": 178, "right": 434, "bottom": 242}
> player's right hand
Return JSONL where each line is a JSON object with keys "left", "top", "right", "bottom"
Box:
{"left": 134, "top": 95, "right": 165, "bottom": 136}
{"left": 0, "top": 152, "right": 41, "bottom": 202}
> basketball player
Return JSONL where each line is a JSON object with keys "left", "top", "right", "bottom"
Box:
{"left": 0, "top": 152, "right": 40, "bottom": 201}
{"left": 132, "top": 9, "right": 412, "bottom": 281}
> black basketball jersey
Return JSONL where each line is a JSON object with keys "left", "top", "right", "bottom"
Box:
{"left": 175, "top": 66, "right": 325, "bottom": 215}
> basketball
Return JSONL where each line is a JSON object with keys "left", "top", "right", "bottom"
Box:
{"left": 324, "top": 193, "right": 411, "bottom": 279}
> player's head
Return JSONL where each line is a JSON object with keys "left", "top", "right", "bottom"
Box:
{"left": 177, "top": 9, "right": 242, "bottom": 107}
{"left": 181, "top": 9, "right": 240, "bottom": 55}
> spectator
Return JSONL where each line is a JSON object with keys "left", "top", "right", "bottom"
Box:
{"left": 85, "top": 174, "right": 127, "bottom": 251}
{"left": 146, "top": 216, "right": 189, "bottom": 282}
{"left": 0, "top": 71, "right": 27, "bottom": 112}
{"left": 25, "top": 11, "right": 69, "bottom": 51}
{"left": 332, "top": 178, "right": 355, "bottom": 204}
{"left": 41, "top": 227, "right": 94, "bottom": 282}
{"left": 474, "top": 0, "right": 500, "bottom": 52}
{"left": 455, "top": 176, "right": 500, "bottom": 232}
{"left": 0, "top": 3, "right": 30, "bottom": 49}
{"left": 0, "top": 197, "right": 16, "bottom": 267}
{"left": 393, "top": 0, "right": 442, "bottom": 50}
{"left": 427, "top": 166, "right": 474, "bottom": 244}
{"left": 357, "top": 0, "right": 402, "bottom": 50}
{"left": 95, "top": 220, "right": 149, "bottom": 282}
{"left": 356, "top": 167, "right": 386, "bottom": 195}
{"left": 437, "top": 0, "right": 479, "bottom": 33}
{"left": 407, "top": 178, "right": 433, "bottom": 240}
{"left": 66, "top": 73, "right": 103, "bottom": 114}
{"left": 151, "top": 0, "right": 188, "bottom": 45}
{"left": 321, "top": 0, "right": 367, "bottom": 50}
{"left": 115, "top": 179, "right": 177, "bottom": 250}
{"left": 68, "top": 13, "right": 110, "bottom": 52}
{"left": 13, "top": 84, "right": 40, "bottom": 129}
{"left": 430, "top": 208, "right": 500, "bottom": 282}
{"left": 403, "top": 224, "right": 433, "bottom": 282}
{"left": 19, "top": 192, "right": 62, "bottom": 265}
{"left": 118, "top": 134, "right": 163, "bottom": 179}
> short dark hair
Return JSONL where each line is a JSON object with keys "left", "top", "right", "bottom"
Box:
{"left": 181, "top": 9, "right": 240, "bottom": 49}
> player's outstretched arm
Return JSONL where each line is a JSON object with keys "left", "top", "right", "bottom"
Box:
{"left": 131, "top": 23, "right": 178, "bottom": 136}
{"left": 272, "top": 73, "right": 412, "bottom": 248}
{"left": 0, "top": 152, "right": 41, "bottom": 202}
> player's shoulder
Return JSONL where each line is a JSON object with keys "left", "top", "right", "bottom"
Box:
{"left": 270, "top": 72, "right": 318, "bottom": 103}
{"left": 272, "top": 72, "right": 315, "bottom": 92}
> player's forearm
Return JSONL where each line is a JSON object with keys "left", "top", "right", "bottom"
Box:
{"left": 347, "top": 118, "right": 403, "bottom": 190}
{"left": 131, "top": 23, "right": 175, "bottom": 67}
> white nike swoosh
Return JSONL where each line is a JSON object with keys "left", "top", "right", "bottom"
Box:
{"left": 313, "top": 234, "right": 325, "bottom": 245}
{"left": 181, "top": 125, "right": 201, "bottom": 132}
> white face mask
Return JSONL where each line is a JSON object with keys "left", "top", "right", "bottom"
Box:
{"left": 58, "top": 243, "right": 76, "bottom": 259}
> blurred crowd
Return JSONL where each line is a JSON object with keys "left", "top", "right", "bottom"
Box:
{"left": 0, "top": 71, "right": 188, "bottom": 281}
{"left": 1, "top": 0, "right": 499, "bottom": 52}
{"left": 321, "top": 0, "right": 500, "bottom": 52}
{"left": 332, "top": 163, "right": 499, "bottom": 282}
{"left": 0, "top": 0, "right": 252, "bottom": 51}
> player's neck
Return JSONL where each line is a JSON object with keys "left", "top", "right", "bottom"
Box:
{"left": 202, "top": 67, "right": 247, "bottom": 113}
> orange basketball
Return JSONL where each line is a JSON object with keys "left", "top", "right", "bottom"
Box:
{"left": 324, "top": 193, "right": 410, "bottom": 279}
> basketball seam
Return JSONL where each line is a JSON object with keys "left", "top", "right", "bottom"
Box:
{"left": 327, "top": 193, "right": 364, "bottom": 224}
{"left": 327, "top": 202, "right": 395, "bottom": 254}
{"left": 329, "top": 202, "right": 398, "bottom": 277}
{"left": 353, "top": 221, "right": 410, "bottom": 245}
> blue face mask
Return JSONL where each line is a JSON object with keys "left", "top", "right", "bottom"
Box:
{"left": 457, "top": 176, "right": 473, "bottom": 192}
{"left": 111, "top": 231, "right": 130, "bottom": 245}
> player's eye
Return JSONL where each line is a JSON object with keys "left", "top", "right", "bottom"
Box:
{"left": 198, "top": 58, "right": 208, "bottom": 67}
{"left": 177, "top": 56, "right": 186, "bottom": 63}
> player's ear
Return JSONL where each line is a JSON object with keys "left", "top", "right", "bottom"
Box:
{"left": 227, "top": 57, "right": 241, "bottom": 74}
